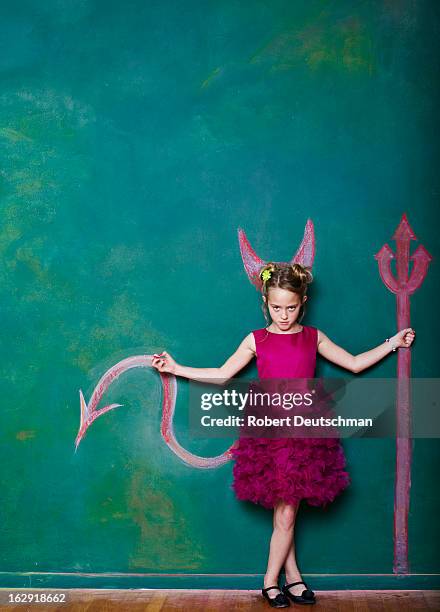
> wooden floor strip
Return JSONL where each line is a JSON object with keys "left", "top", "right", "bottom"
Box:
{"left": 0, "top": 589, "right": 439, "bottom": 611}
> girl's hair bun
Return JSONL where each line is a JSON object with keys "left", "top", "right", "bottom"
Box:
{"left": 259, "top": 261, "right": 313, "bottom": 296}
{"left": 259, "top": 262, "right": 276, "bottom": 279}
{"left": 290, "top": 262, "right": 313, "bottom": 287}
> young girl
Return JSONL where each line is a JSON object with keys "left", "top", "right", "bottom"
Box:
{"left": 152, "top": 262, "right": 415, "bottom": 608}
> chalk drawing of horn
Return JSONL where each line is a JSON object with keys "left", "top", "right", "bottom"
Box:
{"left": 238, "top": 219, "right": 315, "bottom": 290}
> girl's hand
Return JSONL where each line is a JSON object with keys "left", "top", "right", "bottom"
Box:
{"left": 391, "top": 328, "right": 416, "bottom": 349}
{"left": 151, "top": 351, "right": 178, "bottom": 374}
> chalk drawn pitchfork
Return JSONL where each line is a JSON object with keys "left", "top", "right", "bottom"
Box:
{"left": 374, "top": 213, "right": 432, "bottom": 574}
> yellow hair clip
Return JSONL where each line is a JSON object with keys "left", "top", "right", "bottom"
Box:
{"left": 261, "top": 269, "right": 272, "bottom": 283}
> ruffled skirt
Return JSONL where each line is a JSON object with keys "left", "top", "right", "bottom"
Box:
{"left": 230, "top": 437, "right": 350, "bottom": 509}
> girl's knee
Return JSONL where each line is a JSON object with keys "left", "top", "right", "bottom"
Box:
{"left": 274, "top": 501, "right": 298, "bottom": 531}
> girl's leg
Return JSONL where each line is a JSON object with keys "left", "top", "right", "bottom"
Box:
{"left": 263, "top": 500, "right": 299, "bottom": 598}
{"left": 283, "top": 516, "right": 309, "bottom": 597}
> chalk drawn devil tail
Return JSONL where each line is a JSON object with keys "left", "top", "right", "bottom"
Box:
{"left": 76, "top": 221, "right": 315, "bottom": 467}
{"left": 75, "top": 355, "right": 233, "bottom": 468}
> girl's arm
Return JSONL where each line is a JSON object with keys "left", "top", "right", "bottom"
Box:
{"left": 317, "top": 328, "right": 415, "bottom": 374}
{"left": 151, "top": 333, "right": 256, "bottom": 384}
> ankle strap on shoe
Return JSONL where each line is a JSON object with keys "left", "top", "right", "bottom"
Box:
{"left": 262, "top": 586, "right": 281, "bottom": 594}
{"left": 284, "top": 580, "right": 307, "bottom": 589}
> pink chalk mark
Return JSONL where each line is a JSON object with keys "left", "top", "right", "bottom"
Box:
{"left": 408, "top": 245, "right": 432, "bottom": 294}
{"left": 238, "top": 219, "right": 315, "bottom": 290}
{"left": 375, "top": 244, "right": 398, "bottom": 293}
{"left": 75, "top": 355, "right": 233, "bottom": 469}
{"left": 374, "top": 213, "right": 432, "bottom": 574}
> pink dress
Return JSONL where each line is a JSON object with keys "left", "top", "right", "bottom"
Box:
{"left": 230, "top": 326, "right": 350, "bottom": 509}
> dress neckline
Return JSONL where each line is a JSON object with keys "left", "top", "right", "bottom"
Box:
{"left": 265, "top": 326, "right": 304, "bottom": 335}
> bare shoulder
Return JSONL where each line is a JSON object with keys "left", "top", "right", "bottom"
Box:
{"left": 316, "top": 329, "right": 329, "bottom": 346}
{"left": 242, "top": 331, "right": 257, "bottom": 356}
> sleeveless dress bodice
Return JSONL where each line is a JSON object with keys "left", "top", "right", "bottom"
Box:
{"left": 252, "top": 326, "right": 317, "bottom": 379}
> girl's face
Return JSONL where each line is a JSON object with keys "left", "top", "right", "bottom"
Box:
{"left": 263, "top": 287, "right": 307, "bottom": 332}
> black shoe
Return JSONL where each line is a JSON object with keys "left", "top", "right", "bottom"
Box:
{"left": 262, "top": 585, "right": 290, "bottom": 608}
{"left": 282, "top": 581, "right": 316, "bottom": 605}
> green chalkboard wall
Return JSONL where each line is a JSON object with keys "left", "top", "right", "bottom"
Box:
{"left": 1, "top": 0, "right": 439, "bottom": 590}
